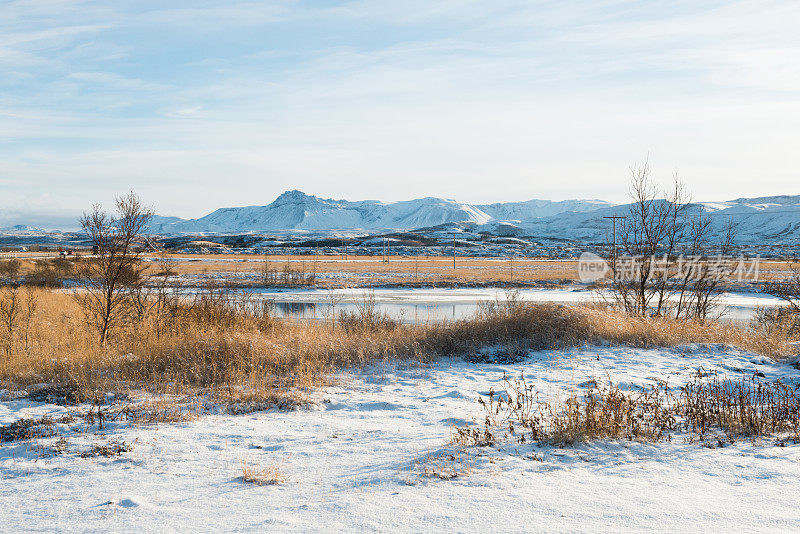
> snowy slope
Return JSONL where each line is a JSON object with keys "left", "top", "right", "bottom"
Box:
{"left": 3, "top": 344, "right": 800, "bottom": 531}
{"left": 0, "top": 224, "right": 47, "bottom": 233}
{"left": 477, "top": 198, "right": 613, "bottom": 221}
{"left": 150, "top": 191, "right": 495, "bottom": 233}
{"left": 522, "top": 196, "right": 800, "bottom": 243}
{"left": 148, "top": 191, "right": 605, "bottom": 234}
{"left": 144, "top": 190, "right": 800, "bottom": 244}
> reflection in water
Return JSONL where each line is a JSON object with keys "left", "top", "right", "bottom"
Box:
{"left": 272, "top": 301, "right": 317, "bottom": 317}
{"left": 266, "top": 300, "right": 477, "bottom": 324}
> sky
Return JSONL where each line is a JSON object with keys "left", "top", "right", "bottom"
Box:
{"left": 1, "top": 0, "right": 799, "bottom": 225}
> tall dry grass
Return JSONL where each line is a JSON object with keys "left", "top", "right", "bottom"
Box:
{"left": 0, "top": 288, "right": 795, "bottom": 405}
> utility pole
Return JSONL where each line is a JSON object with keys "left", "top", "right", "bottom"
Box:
{"left": 603, "top": 216, "right": 625, "bottom": 274}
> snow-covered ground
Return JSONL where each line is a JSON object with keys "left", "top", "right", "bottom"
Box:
{"left": 3, "top": 344, "right": 800, "bottom": 532}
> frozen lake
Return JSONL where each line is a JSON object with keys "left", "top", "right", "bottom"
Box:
{"left": 246, "top": 287, "right": 784, "bottom": 324}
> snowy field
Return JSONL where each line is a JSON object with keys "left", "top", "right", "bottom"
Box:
{"left": 3, "top": 344, "right": 800, "bottom": 532}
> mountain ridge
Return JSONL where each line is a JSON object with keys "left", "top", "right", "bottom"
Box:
{"left": 147, "top": 190, "right": 611, "bottom": 234}
{"left": 144, "top": 190, "right": 800, "bottom": 243}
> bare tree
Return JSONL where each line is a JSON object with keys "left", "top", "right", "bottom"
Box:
{"left": 76, "top": 192, "right": 153, "bottom": 344}
{"left": 0, "top": 285, "right": 39, "bottom": 357}
{"left": 612, "top": 162, "right": 690, "bottom": 316}
{"left": 0, "top": 285, "right": 21, "bottom": 357}
{"left": 682, "top": 217, "right": 736, "bottom": 321}
{"left": 129, "top": 252, "right": 179, "bottom": 338}
{"left": 608, "top": 162, "right": 737, "bottom": 320}
{"left": 22, "top": 288, "right": 38, "bottom": 351}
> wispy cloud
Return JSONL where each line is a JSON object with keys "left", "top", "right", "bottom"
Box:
{"left": 0, "top": 0, "right": 799, "bottom": 221}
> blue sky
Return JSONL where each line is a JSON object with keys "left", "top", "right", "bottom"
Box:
{"left": 1, "top": 0, "right": 799, "bottom": 224}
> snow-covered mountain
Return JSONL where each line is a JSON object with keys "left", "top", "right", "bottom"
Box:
{"left": 0, "top": 224, "right": 47, "bottom": 233}
{"left": 477, "top": 198, "right": 613, "bottom": 220}
{"left": 148, "top": 190, "right": 610, "bottom": 234}
{"left": 520, "top": 196, "right": 800, "bottom": 243}
{"left": 145, "top": 190, "right": 800, "bottom": 245}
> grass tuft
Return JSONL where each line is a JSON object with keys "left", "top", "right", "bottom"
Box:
{"left": 241, "top": 460, "right": 287, "bottom": 486}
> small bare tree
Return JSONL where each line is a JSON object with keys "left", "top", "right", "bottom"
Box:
{"left": 675, "top": 217, "right": 736, "bottom": 321}
{"left": 76, "top": 192, "right": 153, "bottom": 344}
{"left": 608, "top": 161, "right": 737, "bottom": 320}
{"left": 129, "top": 252, "right": 179, "bottom": 338}
{"left": 22, "top": 288, "right": 38, "bottom": 351}
{"left": 611, "top": 162, "right": 690, "bottom": 316}
{"left": 0, "top": 284, "right": 21, "bottom": 357}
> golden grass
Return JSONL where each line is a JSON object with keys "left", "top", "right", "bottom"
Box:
{"left": 0, "top": 288, "right": 795, "bottom": 406}
{"left": 4, "top": 254, "right": 798, "bottom": 289}
{"left": 241, "top": 460, "right": 287, "bottom": 486}
{"left": 143, "top": 254, "right": 577, "bottom": 286}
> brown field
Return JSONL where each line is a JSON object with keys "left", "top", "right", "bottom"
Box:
{"left": 2, "top": 252, "right": 797, "bottom": 288}
{"left": 146, "top": 253, "right": 578, "bottom": 286}
{"left": 149, "top": 254, "right": 800, "bottom": 287}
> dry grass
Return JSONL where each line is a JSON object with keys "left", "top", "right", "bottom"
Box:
{"left": 142, "top": 254, "right": 577, "bottom": 287}
{"left": 417, "top": 450, "right": 474, "bottom": 481}
{"left": 241, "top": 460, "right": 287, "bottom": 486}
{"left": 5, "top": 254, "right": 800, "bottom": 290}
{"left": 146, "top": 254, "right": 800, "bottom": 287}
{"left": 0, "top": 288, "right": 796, "bottom": 407}
{"left": 462, "top": 371, "right": 800, "bottom": 448}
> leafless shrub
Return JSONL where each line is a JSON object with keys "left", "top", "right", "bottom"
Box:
{"left": 0, "top": 285, "right": 38, "bottom": 358}
{"left": 0, "top": 416, "right": 57, "bottom": 442}
{"left": 763, "top": 263, "right": 800, "bottom": 333}
{"left": 0, "top": 285, "right": 21, "bottom": 357}
{"left": 339, "top": 291, "right": 399, "bottom": 333}
{"left": 117, "top": 399, "right": 197, "bottom": 425}
{"left": 25, "top": 258, "right": 73, "bottom": 288}
{"left": 680, "top": 371, "right": 800, "bottom": 439}
{"left": 418, "top": 450, "right": 473, "bottom": 480}
{"left": 451, "top": 425, "right": 495, "bottom": 447}
{"left": 27, "top": 383, "right": 82, "bottom": 405}
{"left": 262, "top": 254, "right": 315, "bottom": 287}
{"left": 468, "top": 373, "right": 675, "bottom": 446}
{"left": 127, "top": 255, "right": 181, "bottom": 337}
{"left": 0, "top": 259, "right": 21, "bottom": 283}
{"left": 752, "top": 306, "right": 800, "bottom": 338}
{"left": 79, "top": 440, "right": 133, "bottom": 458}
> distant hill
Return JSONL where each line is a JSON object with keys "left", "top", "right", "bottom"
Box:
{"left": 0, "top": 224, "right": 47, "bottom": 233}
{"left": 518, "top": 196, "right": 800, "bottom": 243}
{"left": 147, "top": 190, "right": 614, "bottom": 234}
{"left": 7, "top": 190, "right": 796, "bottom": 246}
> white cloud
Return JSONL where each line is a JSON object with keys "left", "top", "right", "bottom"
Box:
{"left": 0, "top": 0, "right": 799, "bottom": 220}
